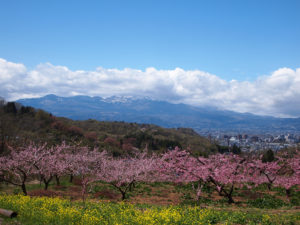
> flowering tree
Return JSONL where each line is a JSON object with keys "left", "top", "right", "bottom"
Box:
{"left": 72, "top": 147, "right": 107, "bottom": 201}
{"left": 247, "top": 158, "right": 282, "bottom": 190}
{"left": 274, "top": 151, "right": 300, "bottom": 197}
{"left": 1, "top": 141, "right": 297, "bottom": 204}
{"left": 205, "top": 153, "right": 247, "bottom": 204}
{"left": 158, "top": 148, "right": 209, "bottom": 200}
{"left": 159, "top": 148, "right": 248, "bottom": 203}
{"left": 96, "top": 151, "right": 157, "bottom": 200}
{"left": 245, "top": 150, "right": 300, "bottom": 198}
{"left": 0, "top": 144, "right": 47, "bottom": 195}
{"left": 45, "top": 144, "right": 108, "bottom": 201}
{"left": 32, "top": 143, "right": 70, "bottom": 190}
{"left": 0, "top": 142, "right": 105, "bottom": 197}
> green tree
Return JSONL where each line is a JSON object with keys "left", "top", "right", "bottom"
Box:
{"left": 262, "top": 149, "right": 275, "bottom": 162}
{"left": 231, "top": 144, "right": 241, "bottom": 155}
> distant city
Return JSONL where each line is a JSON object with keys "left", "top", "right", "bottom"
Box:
{"left": 200, "top": 131, "right": 300, "bottom": 152}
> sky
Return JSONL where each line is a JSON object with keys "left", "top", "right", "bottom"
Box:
{"left": 1, "top": 0, "right": 300, "bottom": 117}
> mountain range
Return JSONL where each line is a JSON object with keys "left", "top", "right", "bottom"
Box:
{"left": 17, "top": 94, "right": 300, "bottom": 133}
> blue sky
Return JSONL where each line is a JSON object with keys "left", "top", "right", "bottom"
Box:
{"left": 1, "top": 0, "right": 300, "bottom": 117}
{"left": 1, "top": 0, "right": 299, "bottom": 81}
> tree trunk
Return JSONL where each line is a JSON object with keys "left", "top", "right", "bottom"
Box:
{"left": 121, "top": 191, "right": 126, "bottom": 200}
{"left": 286, "top": 189, "right": 291, "bottom": 198}
{"left": 21, "top": 183, "right": 27, "bottom": 196}
{"left": 227, "top": 185, "right": 235, "bottom": 204}
{"left": 69, "top": 175, "right": 73, "bottom": 183}
{"left": 129, "top": 181, "right": 135, "bottom": 192}
{"left": 0, "top": 208, "right": 18, "bottom": 218}
{"left": 43, "top": 177, "right": 52, "bottom": 190}
{"left": 220, "top": 185, "right": 235, "bottom": 204}
{"left": 0, "top": 138, "right": 4, "bottom": 155}
{"left": 55, "top": 175, "right": 60, "bottom": 186}
{"left": 227, "top": 195, "right": 234, "bottom": 204}
{"left": 44, "top": 181, "right": 49, "bottom": 190}
{"left": 264, "top": 173, "right": 274, "bottom": 191}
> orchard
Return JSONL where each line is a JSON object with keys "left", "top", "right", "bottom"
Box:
{"left": 0, "top": 143, "right": 299, "bottom": 224}
{"left": 0, "top": 143, "right": 299, "bottom": 204}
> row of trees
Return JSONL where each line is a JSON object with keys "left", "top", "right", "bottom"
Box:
{"left": 0, "top": 143, "right": 299, "bottom": 203}
{"left": 159, "top": 148, "right": 299, "bottom": 203}
{"left": 0, "top": 143, "right": 156, "bottom": 200}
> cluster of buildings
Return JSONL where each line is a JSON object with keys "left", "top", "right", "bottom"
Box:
{"left": 206, "top": 133, "right": 300, "bottom": 152}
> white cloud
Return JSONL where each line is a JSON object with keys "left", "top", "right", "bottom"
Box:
{"left": 0, "top": 58, "right": 300, "bottom": 118}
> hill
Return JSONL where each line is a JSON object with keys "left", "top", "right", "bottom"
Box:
{"left": 0, "top": 101, "right": 215, "bottom": 156}
{"left": 17, "top": 94, "right": 300, "bottom": 133}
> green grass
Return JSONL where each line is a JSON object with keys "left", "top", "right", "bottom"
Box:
{"left": 247, "top": 195, "right": 289, "bottom": 209}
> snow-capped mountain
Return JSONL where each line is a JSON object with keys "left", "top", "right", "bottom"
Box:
{"left": 17, "top": 94, "right": 300, "bottom": 133}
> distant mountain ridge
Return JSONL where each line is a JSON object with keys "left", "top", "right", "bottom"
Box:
{"left": 17, "top": 94, "right": 300, "bottom": 133}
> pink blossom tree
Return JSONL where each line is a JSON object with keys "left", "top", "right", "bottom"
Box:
{"left": 32, "top": 144, "right": 69, "bottom": 190}
{"left": 0, "top": 144, "right": 47, "bottom": 195}
{"left": 274, "top": 150, "right": 300, "bottom": 197}
{"left": 158, "top": 148, "right": 210, "bottom": 200}
{"left": 159, "top": 148, "right": 248, "bottom": 204}
{"left": 96, "top": 151, "right": 157, "bottom": 200}
{"left": 205, "top": 153, "right": 247, "bottom": 204}
{"left": 247, "top": 158, "right": 282, "bottom": 190}
{"left": 54, "top": 145, "right": 108, "bottom": 201}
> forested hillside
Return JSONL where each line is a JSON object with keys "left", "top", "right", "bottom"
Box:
{"left": 0, "top": 101, "right": 216, "bottom": 156}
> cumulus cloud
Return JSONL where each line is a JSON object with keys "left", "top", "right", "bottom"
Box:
{"left": 0, "top": 58, "right": 300, "bottom": 118}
